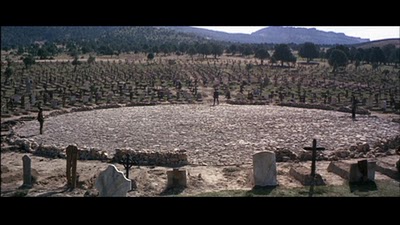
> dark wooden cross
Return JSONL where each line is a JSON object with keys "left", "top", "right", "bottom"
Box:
{"left": 120, "top": 154, "right": 135, "bottom": 179}
{"left": 303, "top": 139, "right": 325, "bottom": 178}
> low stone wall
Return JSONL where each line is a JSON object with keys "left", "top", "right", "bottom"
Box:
{"left": 113, "top": 148, "right": 188, "bottom": 167}
{"left": 125, "top": 102, "right": 157, "bottom": 107}
{"left": 278, "top": 102, "right": 335, "bottom": 111}
{"left": 71, "top": 106, "right": 95, "bottom": 113}
{"left": 33, "top": 145, "right": 109, "bottom": 160}
{"left": 93, "top": 104, "right": 122, "bottom": 110}
{"left": 274, "top": 148, "right": 298, "bottom": 162}
{"left": 337, "top": 106, "right": 371, "bottom": 115}
{"left": 34, "top": 144, "right": 65, "bottom": 158}
{"left": 48, "top": 109, "right": 69, "bottom": 117}
{"left": 226, "top": 100, "right": 269, "bottom": 105}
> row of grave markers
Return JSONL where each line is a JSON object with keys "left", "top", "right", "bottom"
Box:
{"left": 18, "top": 139, "right": 398, "bottom": 197}
{"left": 2, "top": 60, "right": 399, "bottom": 115}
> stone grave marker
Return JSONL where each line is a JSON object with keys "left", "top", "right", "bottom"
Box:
{"left": 375, "top": 160, "right": 399, "bottom": 179}
{"left": 252, "top": 151, "right": 277, "bottom": 187}
{"left": 24, "top": 101, "right": 31, "bottom": 111}
{"left": 167, "top": 168, "right": 187, "bottom": 189}
{"left": 327, "top": 160, "right": 376, "bottom": 183}
{"left": 13, "top": 94, "right": 21, "bottom": 103}
{"left": 26, "top": 78, "right": 32, "bottom": 94}
{"left": 120, "top": 154, "right": 135, "bottom": 179}
{"left": 22, "top": 155, "right": 32, "bottom": 188}
{"left": 70, "top": 95, "right": 76, "bottom": 104}
{"left": 66, "top": 145, "right": 78, "bottom": 189}
{"left": 95, "top": 165, "right": 131, "bottom": 197}
{"left": 51, "top": 99, "right": 58, "bottom": 108}
{"left": 82, "top": 95, "right": 89, "bottom": 104}
{"left": 303, "top": 139, "right": 325, "bottom": 182}
{"left": 30, "top": 94, "right": 36, "bottom": 105}
{"left": 381, "top": 100, "right": 387, "bottom": 111}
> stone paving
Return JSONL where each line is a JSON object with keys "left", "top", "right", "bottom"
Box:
{"left": 14, "top": 104, "right": 400, "bottom": 165}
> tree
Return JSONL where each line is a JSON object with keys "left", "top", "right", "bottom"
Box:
{"left": 4, "top": 67, "right": 13, "bottom": 84}
{"left": 81, "top": 45, "right": 93, "bottom": 54}
{"left": 241, "top": 45, "right": 253, "bottom": 57}
{"left": 355, "top": 59, "right": 360, "bottom": 70}
{"left": 17, "top": 46, "right": 24, "bottom": 55}
{"left": 349, "top": 46, "right": 358, "bottom": 63}
{"left": 355, "top": 48, "right": 365, "bottom": 62}
{"left": 325, "top": 45, "right": 350, "bottom": 60}
{"left": 369, "top": 47, "right": 386, "bottom": 65}
{"left": 229, "top": 44, "right": 237, "bottom": 56}
{"left": 188, "top": 46, "right": 197, "bottom": 60}
{"left": 211, "top": 43, "right": 224, "bottom": 59}
{"left": 37, "top": 48, "right": 49, "bottom": 59}
{"left": 72, "top": 56, "right": 81, "bottom": 72}
{"left": 389, "top": 48, "right": 400, "bottom": 66}
{"left": 255, "top": 48, "right": 270, "bottom": 65}
{"left": 22, "top": 55, "right": 35, "bottom": 69}
{"left": 198, "top": 43, "right": 211, "bottom": 58}
{"left": 328, "top": 49, "right": 348, "bottom": 72}
{"left": 270, "top": 56, "right": 277, "bottom": 66}
{"left": 147, "top": 52, "right": 155, "bottom": 61}
{"left": 272, "top": 44, "right": 296, "bottom": 67}
{"left": 159, "top": 44, "right": 171, "bottom": 56}
{"left": 87, "top": 55, "right": 96, "bottom": 64}
{"left": 299, "top": 42, "right": 319, "bottom": 63}
{"left": 382, "top": 44, "right": 396, "bottom": 64}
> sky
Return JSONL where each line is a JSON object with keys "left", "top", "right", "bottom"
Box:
{"left": 193, "top": 26, "right": 400, "bottom": 41}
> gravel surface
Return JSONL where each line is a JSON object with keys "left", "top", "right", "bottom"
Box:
{"left": 14, "top": 104, "right": 400, "bottom": 165}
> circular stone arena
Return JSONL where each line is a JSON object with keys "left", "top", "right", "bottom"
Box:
{"left": 14, "top": 105, "right": 400, "bottom": 165}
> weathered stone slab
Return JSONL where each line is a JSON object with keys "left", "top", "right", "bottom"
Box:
{"left": 253, "top": 151, "right": 277, "bottom": 187}
{"left": 327, "top": 161, "right": 376, "bottom": 183}
{"left": 166, "top": 168, "right": 187, "bottom": 189}
{"left": 22, "top": 155, "right": 32, "bottom": 187}
{"left": 375, "top": 161, "right": 399, "bottom": 180}
{"left": 289, "top": 165, "right": 325, "bottom": 186}
{"left": 95, "top": 165, "right": 131, "bottom": 197}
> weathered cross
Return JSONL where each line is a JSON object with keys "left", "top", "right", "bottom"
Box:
{"left": 120, "top": 154, "right": 135, "bottom": 179}
{"left": 303, "top": 139, "right": 325, "bottom": 179}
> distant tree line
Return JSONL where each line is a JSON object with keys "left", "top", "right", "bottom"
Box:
{"left": 2, "top": 26, "right": 398, "bottom": 71}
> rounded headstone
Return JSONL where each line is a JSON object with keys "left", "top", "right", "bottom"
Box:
{"left": 253, "top": 151, "right": 278, "bottom": 187}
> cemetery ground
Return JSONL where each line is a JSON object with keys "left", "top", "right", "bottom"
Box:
{"left": 1, "top": 103, "right": 399, "bottom": 197}
{"left": 1, "top": 150, "right": 399, "bottom": 197}
{"left": 1, "top": 53, "right": 400, "bottom": 197}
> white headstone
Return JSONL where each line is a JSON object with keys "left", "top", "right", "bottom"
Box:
{"left": 31, "top": 94, "right": 36, "bottom": 105}
{"left": 95, "top": 165, "right": 131, "bottom": 197}
{"left": 84, "top": 81, "right": 90, "bottom": 90}
{"left": 366, "top": 97, "right": 373, "bottom": 107}
{"left": 26, "top": 79, "right": 32, "bottom": 94}
{"left": 82, "top": 95, "right": 89, "bottom": 103}
{"left": 51, "top": 99, "right": 58, "bottom": 108}
{"left": 70, "top": 95, "right": 76, "bottom": 104}
{"left": 13, "top": 94, "right": 21, "bottom": 103}
{"left": 381, "top": 100, "right": 387, "bottom": 110}
{"left": 253, "top": 151, "right": 278, "bottom": 187}
{"left": 24, "top": 101, "right": 31, "bottom": 111}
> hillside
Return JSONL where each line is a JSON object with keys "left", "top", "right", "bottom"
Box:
{"left": 1, "top": 26, "right": 372, "bottom": 50}
{"left": 166, "top": 26, "right": 370, "bottom": 45}
{"left": 351, "top": 38, "right": 400, "bottom": 49}
{"left": 0, "top": 26, "right": 207, "bottom": 50}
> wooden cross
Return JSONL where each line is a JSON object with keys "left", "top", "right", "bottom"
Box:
{"left": 120, "top": 154, "right": 135, "bottom": 179}
{"left": 303, "top": 139, "right": 325, "bottom": 178}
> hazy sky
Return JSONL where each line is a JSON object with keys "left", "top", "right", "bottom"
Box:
{"left": 193, "top": 26, "right": 399, "bottom": 41}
